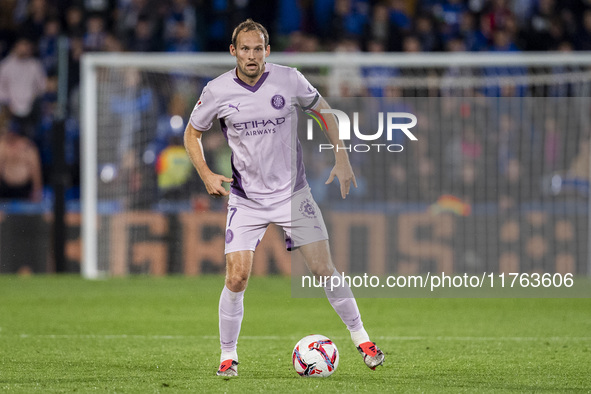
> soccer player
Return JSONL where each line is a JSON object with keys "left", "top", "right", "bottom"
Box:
{"left": 184, "top": 19, "right": 384, "bottom": 377}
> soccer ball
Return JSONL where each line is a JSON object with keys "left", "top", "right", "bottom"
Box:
{"left": 292, "top": 334, "right": 339, "bottom": 377}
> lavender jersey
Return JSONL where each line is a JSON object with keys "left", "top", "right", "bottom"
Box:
{"left": 189, "top": 63, "right": 320, "bottom": 200}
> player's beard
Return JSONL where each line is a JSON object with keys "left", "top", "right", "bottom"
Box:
{"left": 238, "top": 61, "right": 264, "bottom": 79}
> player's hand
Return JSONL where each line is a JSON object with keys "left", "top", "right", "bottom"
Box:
{"left": 325, "top": 161, "right": 357, "bottom": 199}
{"left": 203, "top": 172, "right": 232, "bottom": 197}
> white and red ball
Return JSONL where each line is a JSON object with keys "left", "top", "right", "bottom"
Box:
{"left": 292, "top": 334, "right": 339, "bottom": 377}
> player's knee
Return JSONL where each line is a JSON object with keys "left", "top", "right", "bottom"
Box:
{"left": 226, "top": 273, "right": 249, "bottom": 292}
{"left": 310, "top": 263, "right": 334, "bottom": 278}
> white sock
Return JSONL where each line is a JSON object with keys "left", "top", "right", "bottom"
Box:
{"left": 220, "top": 350, "right": 238, "bottom": 363}
{"left": 323, "top": 270, "right": 365, "bottom": 337}
{"left": 350, "top": 327, "right": 371, "bottom": 347}
{"left": 219, "top": 286, "right": 244, "bottom": 361}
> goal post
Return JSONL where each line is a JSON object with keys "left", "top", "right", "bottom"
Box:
{"left": 81, "top": 53, "right": 236, "bottom": 279}
{"left": 80, "top": 51, "right": 591, "bottom": 280}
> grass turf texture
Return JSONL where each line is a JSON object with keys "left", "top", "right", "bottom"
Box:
{"left": 0, "top": 275, "right": 590, "bottom": 393}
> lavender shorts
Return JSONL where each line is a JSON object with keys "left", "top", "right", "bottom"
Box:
{"left": 224, "top": 186, "right": 329, "bottom": 254}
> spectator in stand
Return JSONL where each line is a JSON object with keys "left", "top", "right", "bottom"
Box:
{"left": 63, "top": 5, "right": 84, "bottom": 37}
{"left": 283, "top": 31, "right": 305, "bottom": 52}
{"left": 456, "top": 11, "right": 487, "bottom": 51}
{"left": 284, "top": 31, "right": 321, "bottom": 53}
{"left": 545, "top": 17, "right": 568, "bottom": 51}
{"left": 413, "top": 12, "right": 442, "bottom": 52}
{"left": 482, "top": 28, "right": 526, "bottom": 96}
{"left": 329, "top": 0, "right": 370, "bottom": 47}
{"left": 11, "top": 0, "right": 29, "bottom": 26}
{"left": 504, "top": 14, "right": 529, "bottom": 49}
{"left": 155, "top": 131, "right": 193, "bottom": 201}
{"left": 0, "top": 37, "right": 47, "bottom": 139}
{"left": 488, "top": 27, "right": 520, "bottom": 51}
{"left": 549, "top": 40, "right": 583, "bottom": 96}
{"left": 163, "top": 0, "right": 197, "bottom": 48}
{"left": 109, "top": 68, "right": 158, "bottom": 209}
{"left": 83, "top": 14, "right": 107, "bottom": 52}
{"left": 311, "top": 0, "right": 335, "bottom": 40}
{"left": 496, "top": 113, "right": 521, "bottom": 177}
{"left": 510, "top": 0, "right": 536, "bottom": 27}
{"left": 575, "top": 8, "right": 591, "bottom": 51}
{"left": 67, "top": 35, "right": 83, "bottom": 92}
{"left": 441, "top": 38, "right": 481, "bottom": 96}
{"left": 363, "top": 2, "right": 402, "bottom": 51}
{"left": 144, "top": 94, "right": 187, "bottom": 166}
{"left": 126, "top": 16, "right": 159, "bottom": 52}
{"left": 557, "top": 2, "right": 578, "bottom": 42}
{"left": 85, "top": 0, "right": 116, "bottom": 19}
{"left": 0, "top": 0, "right": 18, "bottom": 58}
{"left": 103, "top": 32, "right": 125, "bottom": 52}
{"left": 38, "top": 17, "right": 60, "bottom": 74}
{"left": 36, "top": 72, "right": 57, "bottom": 183}
{"left": 402, "top": 34, "right": 421, "bottom": 52}
{"left": 302, "top": 33, "right": 320, "bottom": 52}
{"left": 361, "top": 40, "right": 400, "bottom": 96}
{"left": 445, "top": 123, "right": 483, "bottom": 186}
{"left": 0, "top": 125, "right": 43, "bottom": 202}
{"left": 401, "top": 33, "right": 442, "bottom": 96}
{"left": 433, "top": 0, "right": 466, "bottom": 39}
{"left": 145, "top": 94, "right": 194, "bottom": 201}
{"left": 388, "top": 0, "right": 411, "bottom": 32}
{"left": 328, "top": 38, "right": 364, "bottom": 96}
{"left": 165, "top": 20, "right": 199, "bottom": 52}
{"left": 498, "top": 157, "right": 530, "bottom": 212}
{"left": 110, "top": 67, "right": 157, "bottom": 160}
{"left": 204, "top": 0, "right": 233, "bottom": 51}
{"left": 483, "top": 0, "right": 514, "bottom": 32}
{"left": 116, "top": 0, "right": 151, "bottom": 44}
{"left": 277, "top": 0, "right": 304, "bottom": 37}
{"left": 525, "top": 0, "right": 555, "bottom": 50}
{"left": 460, "top": 125, "right": 484, "bottom": 163}
{"left": 456, "top": 160, "right": 487, "bottom": 203}
{"left": 19, "top": 0, "right": 53, "bottom": 43}
{"left": 147, "top": 94, "right": 196, "bottom": 201}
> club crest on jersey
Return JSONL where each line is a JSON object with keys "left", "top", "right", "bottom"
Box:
{"left": 299, "top": 199, "right": 317, "bottom": 218}
{"left": 271, "top": 94, "right": 285, "bottom": 110}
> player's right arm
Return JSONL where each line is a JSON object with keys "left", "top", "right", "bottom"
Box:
{"left": 184, "top": 122, "right": 232, "bottom": 197}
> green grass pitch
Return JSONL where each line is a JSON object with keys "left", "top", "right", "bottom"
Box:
{"left": 0, "top": 275, "right": 590, "bottom": 393}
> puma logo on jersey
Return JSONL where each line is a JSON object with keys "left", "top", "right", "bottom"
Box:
{"left": 229, "top": 103, "right": 240, "bottom": 112}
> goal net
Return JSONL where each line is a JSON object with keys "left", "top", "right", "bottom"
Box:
{"left": 81, "top": 52, "right": 591, "bottom": 282}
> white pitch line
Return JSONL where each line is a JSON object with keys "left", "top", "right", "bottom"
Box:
{"left": 8, "top": 334, "right": 591, "bottom": 341}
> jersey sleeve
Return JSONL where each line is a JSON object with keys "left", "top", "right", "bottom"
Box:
{"left": 294, "top": 69, "right": 321, "bottom": 112}
{"left": 189, "top": 84, "right": 218, "bottom": 131}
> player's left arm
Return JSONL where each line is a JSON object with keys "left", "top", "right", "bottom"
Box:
{"left": 315, "top": 98, "right": 357, "bottom": 199}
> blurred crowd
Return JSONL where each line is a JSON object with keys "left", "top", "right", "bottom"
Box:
{"left": 301, "top": 96, "right": 591, "bottom": 212}
{"left": 1, "top": 0, "right": 591, "bottom": 205}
